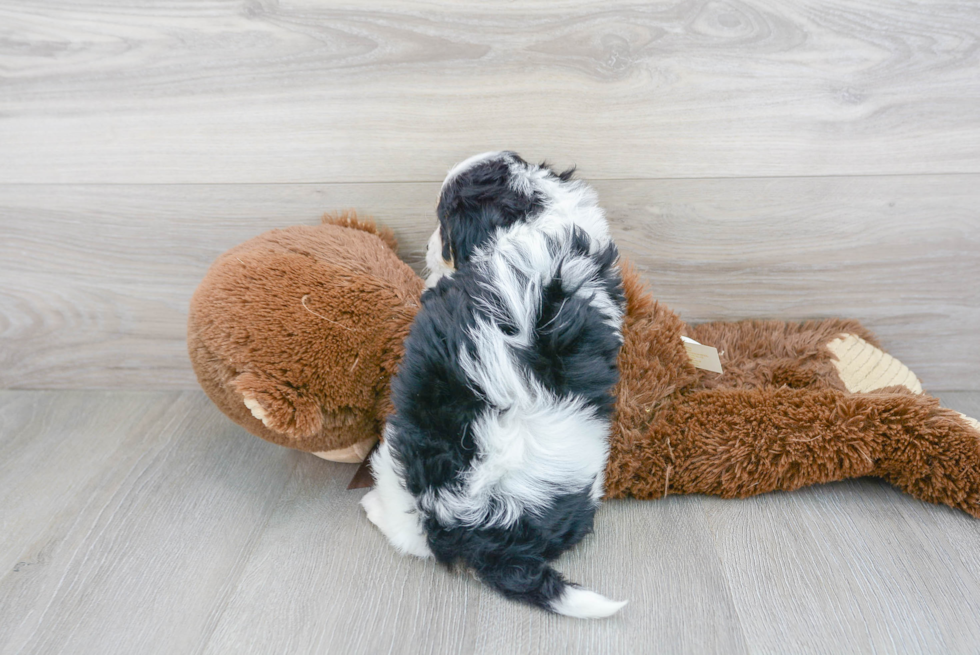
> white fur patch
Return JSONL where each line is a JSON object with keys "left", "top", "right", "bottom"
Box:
{"left": 387, "top": 153, "right": 623, "bottom": 548}
{"left": 424, "top": 226, "right": 455, "bottom": 288}
{"left": 421, "top": 392, "right": 609, "bottom": 527}
{"left": 507, "top": 159, "right": 534, "bottom": 197}
{"left": 361, "top": 435, "right": 432, "bottom": 558}
{"left": 550, "top": 587, "right": 628, "bottom": 619}
{"left": 417, "top": 178, "right": 622, "bottom": 529}
{"left": 442, "top": 150, "right": 506, "bottom": 191}
{"left": 526, "top": 170, "right": 611, "bottom": 249}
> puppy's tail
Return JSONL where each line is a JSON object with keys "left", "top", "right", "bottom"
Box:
{"left": 549, "top": 584, "right": 629, "bottom": 619}
{"left": 477, "top": 560, "right": 627, "bottom": 619}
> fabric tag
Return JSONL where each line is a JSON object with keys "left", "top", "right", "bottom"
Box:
{"left": 681, "top": 336, "right": 723, "bottom": 374}
{"left": 347, "top": 442, "right": 379, "bottom": 490}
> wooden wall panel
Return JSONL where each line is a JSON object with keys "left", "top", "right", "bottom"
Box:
{"left": 1, "top": 0, "right": 978, "bottom": 183}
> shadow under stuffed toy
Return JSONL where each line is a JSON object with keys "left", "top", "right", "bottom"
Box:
{"left": 188, "top": 211, "right": 980, "bottom": 518}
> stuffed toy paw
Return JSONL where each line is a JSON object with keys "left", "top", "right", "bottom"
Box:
{"left": 188, "top": 213, "right": 980, "bottom": 517}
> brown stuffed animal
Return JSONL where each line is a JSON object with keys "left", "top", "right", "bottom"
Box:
{"left": 188, "top": 211, "right": 422, "bottom": 463}
{"left": 188, "top": 212, "right": 980, "bottom": 518}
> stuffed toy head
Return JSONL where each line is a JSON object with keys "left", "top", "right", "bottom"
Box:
{"left": 187, "top": 211, "right": 423, "bottom": 462}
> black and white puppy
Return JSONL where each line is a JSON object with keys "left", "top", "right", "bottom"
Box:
{"left": 361, "top": 151, "right": 627, "bottom": 619}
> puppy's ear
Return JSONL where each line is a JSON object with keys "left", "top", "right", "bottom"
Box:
{"left": 438, "top": 205, "right": 501, "bottom": 265}
{"left": 439, "top": 223, "right": 454, "bottom": 265}
{"left": 539, "top": 160, "right": 576, "bottom": 182}
{"left": 557, "top": 166, "right": 576, "bottom": 181}
{"left": 436, "top": 152, "right": 544, "bottom": 266}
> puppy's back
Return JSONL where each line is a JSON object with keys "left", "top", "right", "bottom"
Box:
{"left": 389, "top": 225, "right": 626, "bottom": 617}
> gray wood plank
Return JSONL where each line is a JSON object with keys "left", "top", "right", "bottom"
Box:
{"left": 0, "top": 392, "right": 174, "bottom": 582}
{"left": 2, "top": 175, "right": 977, "bottom": 390}
{"left": 0, "top": 182, "right": 436, "bottom": 390}
{"left": 2, "top": 390, "right": 980, "bottom": 654}
{"left": 1, "top": 1, "right": 979, "bottom": 183}
{"left": 0, "top": 391, "right": 300, "bottom": 655}
{"left": 199, "top": 452, "right": 484, "bottom": 655}
{"left": 702, "top": 478, "right": 980, "bottom": 654}
{"left": 470, "top": 498, "right": 748, "bottom": 655}
{"left": 200, "top": 462, "right": 745, "bottom": 655}
{"left": 926, "top": 392, "right": 980, "bottom": 590}
{"left": 601, "top": 175, "right": 980, "bottom": 394}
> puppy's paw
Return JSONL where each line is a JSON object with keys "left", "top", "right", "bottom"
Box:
{"left": 361, "top": 489, "right": 432, "bottom": 558}
{"left": 394, "top": 524, "right": 433, "bottom": 559}
{"left": 361, "top": 489, "right": 386, "bottom": 530}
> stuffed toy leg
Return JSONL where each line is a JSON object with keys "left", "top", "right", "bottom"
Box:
{"left": 188, "top": 216, "right": 980, "bottom": 518}
{"left": 608, "top": 268, "right": 980, "bottom": 517}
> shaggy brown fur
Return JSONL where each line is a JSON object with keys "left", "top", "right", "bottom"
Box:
{"left": 606, "top": 266, "right": 980, "bottom": 519}
{"left": 188, "top": 212, "right": 422, "bottom": 452}
{"left": 187, "top": 218, "right": 980, "bottom": 518}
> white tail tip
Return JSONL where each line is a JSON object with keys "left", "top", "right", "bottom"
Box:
{"left": 550, "top": 587, "right": 628, "bottom": 619}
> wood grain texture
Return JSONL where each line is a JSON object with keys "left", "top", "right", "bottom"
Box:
{"left": 203, "top": 489, "right": 748, "bottom": 655}
{"left": 467, "top": 497, "right": 748, "bottom": 655}
{"left": 2, "top": 390, "right": 980, "bottom": 654}
{"left": 2, "top": 176, "right": 977, "bottom": 390}
{"left": 0, "top": 391, "right": 300, "bottom": 655}
{"left": 1, "top": 1, "right": 979, "bottom": 183}
{"left": 926, "top": 392, "right": 980, "bottom": 592}
{"left": 702, "top": 476, "right": 980, "bottom": 654}
{"left": 4, "top": 1, "right": 980, "bottom": 651}
{"left": 600, "top": 175, "right": 980, "bottom": 392}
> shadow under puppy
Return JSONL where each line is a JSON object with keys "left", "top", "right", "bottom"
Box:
{"left": 361, "top": 151, "right": 628, "bottom": 618}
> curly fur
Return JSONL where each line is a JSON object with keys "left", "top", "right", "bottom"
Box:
{"left": 362, "top": 152, "right": 628, "bottom": 618}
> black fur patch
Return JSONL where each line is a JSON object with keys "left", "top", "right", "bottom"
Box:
{"left": 519, "top": 233, "right": 624, "bottom": 415}
{"left": 436, "top": 152, "right": 544, "bottom": 266}
{"left": 425, "top": 487, "right": 597, "bottom": 611}
{"left": 387, "top": 220, "right": 624, "bottom": 612}
{"left": 385, "top": 152, "right": 624, "bottom": 613}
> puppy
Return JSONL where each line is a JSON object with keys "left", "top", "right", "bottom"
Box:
{"left": 361, "top": 151, "right": 626, "bottom": 618}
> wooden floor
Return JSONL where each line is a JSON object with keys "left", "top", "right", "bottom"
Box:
{"left": 1, "top": 390, "right": 980, "bottom": 655}
{"left": 3, "top": 1, "right": 980, "bottom": 653}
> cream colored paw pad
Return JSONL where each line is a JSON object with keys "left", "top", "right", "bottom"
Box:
{"left": 958, "top": 413, "right": 980, "bottom": 432}
{"left": 827, "top": 333, "right": 923, "bottom": 394}
{"left": 243, "top": 394, "right": 271, "bottom": 425}
{"left": 313, "top": 437, "right": 378, "bottom": 464}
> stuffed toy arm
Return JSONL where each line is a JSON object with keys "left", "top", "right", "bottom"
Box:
{"left": 606, "top": 384, "right": 980, "bottom": 518}
{"left": 604, "top": 265, "right": 980, "bottom": 517}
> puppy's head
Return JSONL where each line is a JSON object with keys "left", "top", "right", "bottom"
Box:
{"left": 426, "top": 151, "right": 576, "bottom": 286}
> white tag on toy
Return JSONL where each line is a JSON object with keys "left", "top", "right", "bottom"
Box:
{"left": 681, "top": 336, "right": 723, "bottom": 374}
